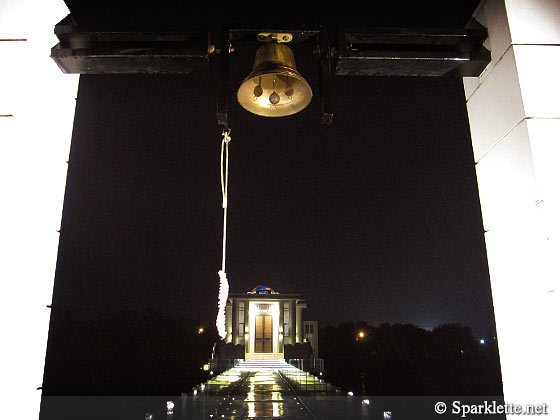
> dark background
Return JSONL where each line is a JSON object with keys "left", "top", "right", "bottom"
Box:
{"left": 41, "top": 0, "right": 501, "bottom": 406}
{"left": 47, "top": 56, "right": 494, "bottom": 335}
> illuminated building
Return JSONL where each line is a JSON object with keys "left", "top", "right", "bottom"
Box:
{"left": 224, "top": 285, "right": 318, "bottom": 360}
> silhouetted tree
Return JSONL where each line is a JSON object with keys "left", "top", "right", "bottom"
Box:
{"left": 318, "top": 321, "right": 503, "bottom": 397}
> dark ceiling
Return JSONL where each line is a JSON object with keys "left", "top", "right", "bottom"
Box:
{"left": 61, "top": 0, "right": 481, "bottom": 28}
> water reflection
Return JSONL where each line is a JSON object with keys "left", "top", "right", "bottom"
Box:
{"left": 243, "top": 373, "right": 287, "bottom": 418}
{"left": 182, "top": 362, "right": 337, "bottom": 419}
{"left": 246, "top": 401, "right": 285, "bottom": 418}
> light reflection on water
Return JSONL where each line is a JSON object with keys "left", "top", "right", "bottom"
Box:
{"left": 191, "top": 365, "right": 337, "bottom": 418}
{"left": 244, "top": 372, "right": 287, "bottom": 418}
{"left": 247, "top": 401, "right": 285, "bottom": 418}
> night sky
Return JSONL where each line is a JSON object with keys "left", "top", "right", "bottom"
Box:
{"left": 51, "top": 2, "right": 496, "bottom": 342}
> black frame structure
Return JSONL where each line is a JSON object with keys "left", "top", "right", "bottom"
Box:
{"left": 51, "top": 19, "right": 490, "bottom": 127}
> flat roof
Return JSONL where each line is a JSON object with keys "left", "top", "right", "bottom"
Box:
{"left": 228, "top": 293, "right": 303, "bottom": 299}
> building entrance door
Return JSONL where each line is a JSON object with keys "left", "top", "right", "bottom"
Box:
{"left": 255, "top": 314, "right": 273, "bottom": 353}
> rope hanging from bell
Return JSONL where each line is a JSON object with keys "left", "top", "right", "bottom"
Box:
{"left": 216, "top": 128, "right": 231, "bottom": 340}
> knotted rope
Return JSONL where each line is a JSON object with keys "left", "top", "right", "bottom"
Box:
{"left": 216, "top": 129, "right": 231, "bottom": 340}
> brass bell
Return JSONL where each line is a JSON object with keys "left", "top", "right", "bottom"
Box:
{"left": 237, "top": 42, "right": 313, "bottom": 117}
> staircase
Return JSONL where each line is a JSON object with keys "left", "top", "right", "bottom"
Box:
{"left": 234, "top": 359, "right": 294, "bottom": 372}
{"left": 244, "top": 352, "right": 284, "bottom": 361}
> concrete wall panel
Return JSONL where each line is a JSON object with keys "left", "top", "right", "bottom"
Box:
{"left": 466, "top": 46, "right": 526, "bottom": 161}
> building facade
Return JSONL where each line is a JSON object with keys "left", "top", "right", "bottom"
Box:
{"left": 224, "top": 285, "right": 318, "bottom": 360}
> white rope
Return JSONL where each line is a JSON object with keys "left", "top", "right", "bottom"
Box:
{"left": 220, "top": 128, "right": 230, "bottom": 272}
{"left": 216, "top": 129, "right": 231, "bottom": 340}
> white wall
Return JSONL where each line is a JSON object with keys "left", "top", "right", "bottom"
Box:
{"left": 464, "top": 0, "right": 560, "bottom": 412}
{"left": 0, "top": 1, "right": 79, "bottom": 418}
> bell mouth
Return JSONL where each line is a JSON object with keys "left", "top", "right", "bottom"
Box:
{"left": 237, "top": 68, "right": 312, "bottom": 117}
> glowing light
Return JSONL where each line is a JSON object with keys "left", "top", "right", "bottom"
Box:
{"left": 362, "top": 399, "right": 370, "bottom": 405}
{"left": 248, "top": 402, "right": 256, "bottom": 418}
{"left": 203, "top": 364, "right": 210, "bottom": 371}
{"left": 358, "top": 331, "right": 365, "bottom": 339}
{"left": 166, "top": 401, "right": 174, "bottom": 414}
{"left": 216, "top": 270, "right": 229, "bottom": 339}
{"left": 384, "top": 412, "right": 392, "bottom": 419}
{"left": 198, "top": 327, "right": 204, "bottom": 334}
{"left": 480, "top": 339, "right": 486, "bottom": 344}
{"left": 273, "top": 402, "right": 282, "bottom": 417}
{"left": 348, "top": 391, "right": 354, "bottom": 396}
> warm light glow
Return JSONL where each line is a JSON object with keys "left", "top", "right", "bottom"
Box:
{"left": 248, "top": 301, "right": 280, "bottom": 353}
{"left": 273, "top": 402, "right": 282, "bottom": 417}
{"left": 271, "top": 392, "right": 282, "bottom": 401}
{"left": 198, "top": 327, "right": 204, "bottom": 334}
{"left": 202, "top": 363, "right": 210, "bottom": 371}
{"left": 248, "top": 402, "right": 256, "bottom": 418}
{"left": 358, "top": 331, "right": 365, "bottom": 338}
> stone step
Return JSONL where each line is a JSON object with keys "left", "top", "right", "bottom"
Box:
{"left": 234, "top": 359, "right": 295, "bottom": 372}
{"left": 244, "top": 352, "right": 284, "bottom": 361}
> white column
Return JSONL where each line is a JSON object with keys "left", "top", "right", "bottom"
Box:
{"left": 296, "top": 304, "right": 304, "bottom": 343}
{"left": 225, "top": 302, "right": 232, "bottom": 343}
{"left": 464, "top": 0, "right": 560, "bottom": 410}
{"left": 272, "top": 302, "right": 280, "bottom": 353}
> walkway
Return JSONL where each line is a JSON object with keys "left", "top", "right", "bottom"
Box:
{"left": 146, "top": 360, "right": 382, "bottom": 419}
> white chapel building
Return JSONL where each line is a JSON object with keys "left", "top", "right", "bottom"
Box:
{"left": 224, "top": 285, "right": 318, "bottom": 360}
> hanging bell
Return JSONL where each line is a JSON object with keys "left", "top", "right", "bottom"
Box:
{"left": 237, "top": 42, "right": 313, "bottom": 117}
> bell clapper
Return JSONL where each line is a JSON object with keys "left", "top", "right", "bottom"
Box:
{"left": 285, "top": 77, "right": 294, "bottom": 100}
{"left": 269, "top": 76, "right": 280, "bottom": 105}
{"left": 253, "top": 77, "right": 263, "bottom": 101}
